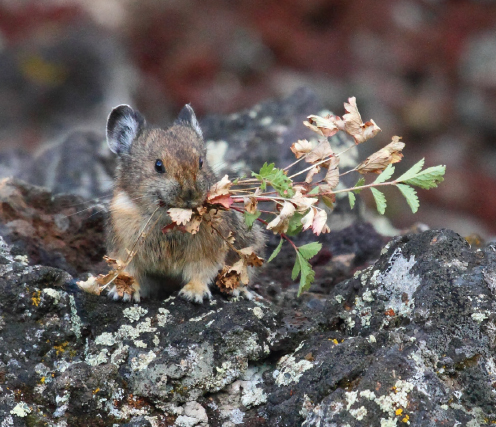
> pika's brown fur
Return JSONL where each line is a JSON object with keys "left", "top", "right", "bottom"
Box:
{"left": 106, "top": 105, "right": 265, "bottom": 302}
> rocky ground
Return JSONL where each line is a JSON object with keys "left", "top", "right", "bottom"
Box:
{"left": 1, "top": 175, "right": 496, "bottom": 426}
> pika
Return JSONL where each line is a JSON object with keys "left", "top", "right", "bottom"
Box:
{"left": 106, "top": 104, "right": 265, "bottom": 303}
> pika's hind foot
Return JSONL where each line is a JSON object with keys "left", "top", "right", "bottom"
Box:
{"left": 179, "top": 280, "right": 212, "bottom": 304}
{"left": 107, "top": 283, "right": 141, "bottom": 303}
{"left": 231, "top": 286, "right": 254, "bottom": 300}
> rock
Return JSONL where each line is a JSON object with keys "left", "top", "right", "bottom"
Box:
{"left": 1, "top": 173, "right": 496, "bottom": 427}
{"left": 262, "top": 229, "right": 496, "bottom": 426}
{"left": 0, "top": 177, "right": 107, "bottom": 276}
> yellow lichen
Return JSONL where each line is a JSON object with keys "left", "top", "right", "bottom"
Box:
{"left": 31, "top": 291, "right": 41, "bottom": 307}
{"left": 53, "top": 342, "right": 69, "bottom": 355}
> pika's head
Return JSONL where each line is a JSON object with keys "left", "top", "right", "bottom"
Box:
{"left": 107, "top": 104, "right": 215, "bottom": 213}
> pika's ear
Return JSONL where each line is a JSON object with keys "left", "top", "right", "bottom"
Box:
{"left": 106, "top": 105, "right": 145, "bottom": 155}
{"left": 175, "top": 104, "right": 203, "bottom": 139}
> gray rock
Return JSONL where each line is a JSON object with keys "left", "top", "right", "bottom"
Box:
{"left": 1, "top": 174, "right": 496, "bottom": 426}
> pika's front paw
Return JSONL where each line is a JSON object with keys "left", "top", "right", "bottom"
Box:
{"left": 179, "top": 281, "right": 212, "bottom": 304}
{"left": 107, "top": 284, "right": 141, "bottom": 303}
{"left": 231, "top": 286, "right": 254, "bottom": 300}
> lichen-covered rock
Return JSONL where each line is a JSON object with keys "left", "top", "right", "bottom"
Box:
{"left": 262, "top": 229, "right": 496, "bottom": 426}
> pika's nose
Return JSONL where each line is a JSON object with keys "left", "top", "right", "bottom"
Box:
{"left": 184, "top": 189, "right": 194, "bottom": 200}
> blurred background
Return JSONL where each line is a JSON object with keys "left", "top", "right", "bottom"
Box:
{"left": 0, "top": 0, "right": 495, "bottom": 238}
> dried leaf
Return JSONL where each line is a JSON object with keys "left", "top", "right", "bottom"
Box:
{"left": 305, "top": 116, "right": 339, "bottom": 138}
{"left": 76, "top": 275, "right": 101, "bottom": 295}
{"left": 238, "top": 247, "right": 264, "bottom": 267}
{"left": 216, "top": 266, "right": 241, "bottom": 293}
{"left": 301, "top": 207, "right": 316, "bottom": 231}
{"left": 305, "top": 140, "right": 334, "bottom": 166}
{"left": 230, "top": 259, "right": 250, "bottom": 285}
{"left": 357, "top": 137, "right": 405, "bottom": 174}
{"left": 291, "top": 190, "right": 319, "bottom": 212}
{"left": 208, "top": 194, "right": 233, "bottom": 209}
{"left": 312, "top": 210, "right": 330, "bottom": 236}
{"left": 267, "top": 201, "right": 296, "bottom": 234}
{"left": 290, "top": 139, "right": 314, "bottom": 159}
{"left": 338, "top": 97, "right": 382, "bottom": 144}
{"left": 244, "top": 196, "right": 258, "bottom": 214}
{"left": 184, "top": 215, "right": 202, "bottom": 234}
{"left": 112, "top": 274, "right": 137, "bottom": 298}
{"left": 305, "top": 166, "right": 320, "bottom": 184}
{"left": 324, "top": 155, "right": 340, "bottom": 190}
{"left": 168, "top": 208, "right": 194, "bottom": 225}
{"left": 208, "top": 174, "right": 232, "bottom": 199}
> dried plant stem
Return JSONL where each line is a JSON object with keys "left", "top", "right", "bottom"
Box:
{"left": 101, "top": 206, "right": 161, "bottom": 290}
{"left": 327, "top": 180, "right": 395, "bottom": 195}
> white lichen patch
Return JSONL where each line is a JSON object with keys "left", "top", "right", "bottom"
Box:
{"left": 335, "top": 294, "right": 345, "bottom": 303}
{"left": 380, "top": 418, "right": 397, "bottom": 427}
{"left": 251, "top": 307, "right": 264, "bottom": 319}
{"left": 156, "top": 308, "right": 170, "bottom": 327}
{"left": 95, "top": 332, "right": 116, "bottom": 346}
{"left": 221, "top": 408, "right": 245, "bottom": 425}
{"left": 10, "top": 402, "right": 31, "bottom": 417}
{"left": 115, "top": 318, "right": 157, "bottom": 341}
{"left": 349, "top": 406, "right": 367, "bottom": 420}
{"left": 362, "top": 289, "right": 374, "bottom": 302}
{"left": 69, "top": 295, "right": 82, "bottom": 340}
{"left": 134, "top": 339, "right": 147, "bottom": 348}
{"left": 123, "top": 306, "right": 148, "bottom": 322}
{"left": 375, "top": 380, "right": 414, "bottom": 417}
{"left": 345, "top": 390, "right": 358, "bottom": 410}
{"left": 190, "top": 310, "right": 217, "bottom": 322}
{"left": 86, "top": 348, "right": 109, "bottom": 366}
{"left": 374, "top": 248, "right": 420, "bottom": 317}
{"left": 110, "top": 343, "right": 129, "bottom": 365}
{"left": 238, "top": 367, "right": 268, "bottom": 408}
{"left": 472, "top": 311, "right": 488, "bottom": 323}
{"left": 131, "top": 350, "right": 157, "bottom": 371}
{"left": 274, "top": 354, "right": 314, "bottom": 386}
{"left": 42, "top": 288, "right": 63, "bottom": 304}
{"left": 360, "top": 390, "right": 376, "bottom": 400}
{"left": 54, "top": 391, "right": 70, "bottom": 417}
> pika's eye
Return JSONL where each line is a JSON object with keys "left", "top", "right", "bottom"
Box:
{"left": 155, "top": 159, "right": 165, "bottom": 174}
{"left": 199, "top": 157, "right": 204, "bottom": 169}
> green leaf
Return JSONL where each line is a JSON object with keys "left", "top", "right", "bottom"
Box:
{"left": 370, "top": 187, "right": 387, "bottom": 215}
{"left": 243, "top": 210, "right": 261, "bottom": 229}
{"left": 396, "top": 158, "right": 425, "bottom": 182}
{"left": 291, "top": 242, "right": 321, "bottom": 296}
{"left": 267, "top": 238, "right": 284, "bottom": 263}
{"left": 403, "top": 165, "right": 446, "bottom": 189}
{"left": 291, "top": 256, "right": 301, "bottom": 280}
{"left": 308, "top": 186, "right": 320, "bottom": 195}
{"left": 296, "top": 253, "right": 316, "bottom": 297}
{"left": 396, "top": 184, "right": 419, "bottom": 214}
{"left": 353, "top": 177, "right": 365, "bottom": 194}
{"left": 348, "top": 192, "right": 356, "bottom": 209}
{"left": 298, "top": 242, "right": 322, "bottom": 260}
{"left": 285, "top": 212, "right": 305, "bottom": 236}
{"left": 252, "top": 162, "right": 294, "bottom": 197}
{"left": 374, "top": 164, "right": 395, "bottom": 184}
